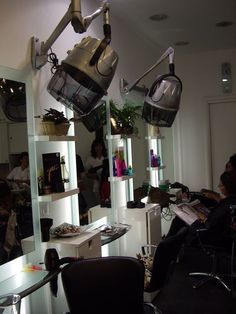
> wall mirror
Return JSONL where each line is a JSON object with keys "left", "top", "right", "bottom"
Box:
{"left": 121, "top": 88, "right": 149, "bottom": 191}
{"left": 0, "top": 66, "right": 35, "bottom": 266}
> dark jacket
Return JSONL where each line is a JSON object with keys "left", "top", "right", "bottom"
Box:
{"left": 192, "top": 195, "right": 236, "bottom": 247}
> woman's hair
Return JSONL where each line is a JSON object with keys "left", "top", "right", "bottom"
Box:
{"left": 0, "top": 179, "right": 12, "bottom": 209}
{"left": 0, "top": 179, "right": 11, "bottom": 199}
{"left": 228, "top": 154, "right": 236, "bottom": 171}
{"left": 20, "top": 152, "right": 28, "bottom": 160}
{"left": 90, "top": 139, "right": 107, "bottom": 158}
{"left": 220, "top": 171, "right": 236, "bottom": 195}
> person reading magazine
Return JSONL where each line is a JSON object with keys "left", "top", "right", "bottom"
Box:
{"left": 167, "top": 171, "right": 236, "bottom": 248}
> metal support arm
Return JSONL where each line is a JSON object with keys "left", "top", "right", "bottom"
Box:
{"left": 31, "top": 0, "right": 109, "bottom": 70}
{"left": 120, "top": 46, "right": 174, "bottom": 94}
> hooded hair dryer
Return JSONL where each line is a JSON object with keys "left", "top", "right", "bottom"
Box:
{"left": 31, "top": 0, "right": 118, "bottom": 116}
{"left": 120, "top": 47, "right": 182, "bottom": 127}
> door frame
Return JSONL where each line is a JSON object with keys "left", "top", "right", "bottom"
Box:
{"left": 206, "top": 94, "right": 236, "bottom": 189}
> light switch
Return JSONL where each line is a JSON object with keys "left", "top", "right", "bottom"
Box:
{"left": 221, "top": 62, "right": 232, "bottom": 93}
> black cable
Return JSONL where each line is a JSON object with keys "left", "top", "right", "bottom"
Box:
{"left": 161, "top": 206, "right": 174, "bottom": 221}
{"left": 47, "top": 48, "right": 59, "bottom": 74}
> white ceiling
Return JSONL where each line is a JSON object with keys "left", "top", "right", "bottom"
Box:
{"left": 110, "top": 0, "right": 236, "bottom": 55}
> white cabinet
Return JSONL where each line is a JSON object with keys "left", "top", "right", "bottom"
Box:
{"left": 89, "top": 203, "right": 161, "bottom": 258}
{"left": 46, "top": 230, "right": 101, "bottom": 258}
{"left": 8, "top": 122, "right": 28, "bottom": 153}
{"left": 0, "top": 123, "right": 9, "bottom": 163}
{"left": 118, "top": 204, "right": 161, "bottom": 257}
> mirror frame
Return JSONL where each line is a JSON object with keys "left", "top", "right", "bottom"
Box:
{"left": 0, "top": 65, "right": 40, "bottom": 271}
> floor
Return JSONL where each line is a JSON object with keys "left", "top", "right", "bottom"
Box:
{"left": 152, "top": 246, "right": 236, "bottom": 314}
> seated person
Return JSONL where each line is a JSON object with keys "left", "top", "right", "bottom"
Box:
{"left": 100, "top": 158, "right": 110, "bottom": 207}
{"left": 76, "top": 154, "right": 88, "bottom": 225}
{"left": 167, "top": 170, "right": 236, "bottom": 249}
{"left": 200, "top": 153, "right": 236, "bottom": 205}
{"left": 7, "top": 152, "right": 30, "bottom": 191}
{"left": 0, "top": 179, "right": 22, "bottom": 264}
{"left": 85, "top": 139, "right": 107, "bottom": 204}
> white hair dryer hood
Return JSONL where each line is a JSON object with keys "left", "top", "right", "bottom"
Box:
{"left": 47, "top": 36, "right": 118, "bottom": 116}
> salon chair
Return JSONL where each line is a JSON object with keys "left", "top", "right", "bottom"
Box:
{"left": 61, "top": 256, "right": 158, "bottom": 314}
{"left": 189, "top": 227, "right": 236, "bottom": 295}
{"left": 140, "top": 226, "right": 188, "bottom": 300}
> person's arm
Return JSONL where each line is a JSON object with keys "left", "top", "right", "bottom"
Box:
{"left": 6, "top": 168, "right": 16, "bottom": 181}
{"left": 201, "top": 189, "right": 221, "bottom": 202}
{"left": 85, "top": 157, "right": 100, "bottom": 180}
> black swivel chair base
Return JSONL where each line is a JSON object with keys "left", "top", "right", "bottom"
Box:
{"left": 189, "top": 271, "right": 231, "bottom": 292}
{"left": 144, "top": 302, "right": 161, "bottom": 314}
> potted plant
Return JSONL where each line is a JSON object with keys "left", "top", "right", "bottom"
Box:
{"left": 109, "top": 100, "right": 142, "bottom": 136}
{"left": 40, "top": 108, "right": 71, "bottom": 136}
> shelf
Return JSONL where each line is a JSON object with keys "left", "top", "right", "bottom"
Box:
{"left": 0, "top": 269, "right": 60, "bottom": 297}
{"left": 106, "top": 134, "right": 121, "bottom": 140}
{"left": 38, "top": 188, "right": 79, "bottom": 202}
{"left": 145, "top": 135, "right": 165, "bottom": 140}
{"left": 108, "top": 175, "right": 134, "bottom": 182}
{"left": 106, "top": 134, "right": 133, "bottom": 140}
{"left": 34, "top": 135, "right": 77, "bottom": 142}
{"left": 146, "top": 165, "right": 166, "bottom": 171}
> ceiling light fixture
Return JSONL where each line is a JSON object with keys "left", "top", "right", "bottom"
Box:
{"left": 120, "top": 47, "right": 182, "bottom": 127}
{"left": 31, "top": 0, "right": 118, "bottom": 116}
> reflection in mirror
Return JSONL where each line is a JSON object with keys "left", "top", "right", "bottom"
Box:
{"left": 0, "top": 74, "right": 34, "bottom": 266}
{"left": 122, "top": 86, "right": 148, "bottom": 193}
{"left": 0, "top": 78, "right": 26, "bottom": 122}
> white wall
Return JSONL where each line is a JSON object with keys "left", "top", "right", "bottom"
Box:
{"left": 0, "top": 1, "right": 163, "bottom": 313}
{"left": 173, "top": 48, "right": 236, "bottom": 191}
{"left": 3, "top": 0, "right": 235, "bottom": 311}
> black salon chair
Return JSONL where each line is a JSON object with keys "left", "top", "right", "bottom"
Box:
{"left": 189, "top": 227, "right": 236, "bottom": 294}
{"left": 140, "top": 227, "right": 188, "bottom": 295}
{"left": 61, "top": 256, "right": 158, "bottom": 314}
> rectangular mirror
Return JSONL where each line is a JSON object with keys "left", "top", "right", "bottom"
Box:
{"left": 0, "top": 66, "right": 35, "bottom": 266}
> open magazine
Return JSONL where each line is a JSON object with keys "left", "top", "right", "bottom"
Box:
{"left": 171, "top": 199, "right": 211, "bottom": 226}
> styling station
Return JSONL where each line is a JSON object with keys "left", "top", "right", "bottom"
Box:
{"left": 0, "top": 0, "right": 236, "bottom": 313}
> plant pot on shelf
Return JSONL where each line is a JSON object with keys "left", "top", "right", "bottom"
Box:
{"left": 41, "top": 121, "right": 71, "bottom": 136}
{"left": 120, "top": 125, "right": 134, "bottom": 136}
{"left": 55, "top": 122, "right": 71, "bottom": 136}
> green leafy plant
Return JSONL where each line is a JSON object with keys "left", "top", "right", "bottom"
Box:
{"left": 42, "top": 108, "right": 70, "bottom": 124}
{"left": 109, "top": 100, "right": 142, "bottom": 136}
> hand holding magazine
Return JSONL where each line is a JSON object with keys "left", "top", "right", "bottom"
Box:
{"left": 171, "top": 199, "right": 210, "bottom": 226}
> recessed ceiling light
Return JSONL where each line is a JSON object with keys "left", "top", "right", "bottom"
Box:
{"left": 216, "top": 21, "right": 233, "bottom": 27}
{"left": 174, "top": 41, "right": 190, "bottom": 46}
{"left": 149, "top": 14, "right": 168, "bottom": 21}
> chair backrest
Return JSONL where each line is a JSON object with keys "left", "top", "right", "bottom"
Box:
{"left": 148, "top": 226, "right": 188, "bottom": 292}
{"left": 61, "top": 256, "right": 145, "bottom": 314}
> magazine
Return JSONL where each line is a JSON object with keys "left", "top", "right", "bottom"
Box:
{"left": 171, "top": 199, "right": 210, "bottom": 226}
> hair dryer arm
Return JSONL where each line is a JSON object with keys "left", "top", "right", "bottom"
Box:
{"left": 121, "top": 47, "right": 175, "bottom": 94}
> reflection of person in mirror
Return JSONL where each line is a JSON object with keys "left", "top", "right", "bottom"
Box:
{"left": 0, "top": 179, "right": 22, "bottom": 265}
{"left": 85, "top": 139, "right": 107, "bottom": 203}
{"left": 7, "top": 152, "right": 30, "bottom": 191}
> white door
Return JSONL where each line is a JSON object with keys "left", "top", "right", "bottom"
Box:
{"left": 209, "top": 99, "right": 236, "bottom": 191}
{"left": 8, "top": 122, "right": 28, "bottom": 153}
